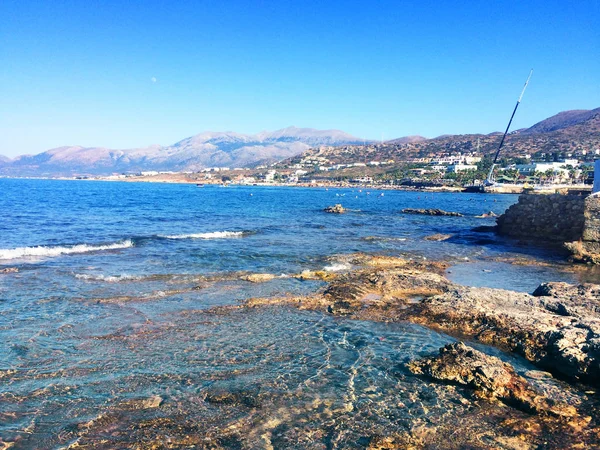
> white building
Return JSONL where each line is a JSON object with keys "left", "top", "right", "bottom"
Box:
{"left": 447, "top": 164, "right": 478, "bottom": 173}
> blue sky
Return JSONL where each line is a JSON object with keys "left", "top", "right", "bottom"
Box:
{"left": 1, "top": 0, "right": 598, "bottom": 157}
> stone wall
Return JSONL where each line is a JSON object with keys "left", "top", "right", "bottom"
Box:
{"left": 565, "top": 195, "right": 600, "bottom": 263}
{"left": 496, "top": 193, "right": 586, "bottom": 243}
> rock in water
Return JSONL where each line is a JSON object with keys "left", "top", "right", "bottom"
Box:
{"left": 423, "top": 233, "right": 453, "bottom": 241}
{"left": 408, "top": 342, "right": 577, "bottom": 418}
{"left": 243, "top": 273, "right": 278, "bottom": 283}
{"left": 402, "top": 208, "right": 463, "bottom": 217}
{"left": 324, "top": 204, "right": 346, "bottom": 214}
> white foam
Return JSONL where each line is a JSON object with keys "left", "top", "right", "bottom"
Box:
{"left": 75, "top": 273, "right": 142, "bottom": 282}
{"left": 323, "top": 262, "right": 352, "bottom": 272}
{"left": 0, "top": 240, "right": 134, "bottom": 260}
{"left": 162, "top": 231, "right": 245, "bottom": 240}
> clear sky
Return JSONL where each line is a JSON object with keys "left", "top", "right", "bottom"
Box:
{"left": 1, "top": 0, "right": 598, "bottom": 157}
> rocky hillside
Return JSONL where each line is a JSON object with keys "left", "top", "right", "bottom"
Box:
{"left": 521, "top": 107, "right": 600, "bottom": 134}
{"left": 0, "top": 127, "right": 367, "bottom": 177}
{"left": 284, "top": 108, "right": 600, "bottom": 166}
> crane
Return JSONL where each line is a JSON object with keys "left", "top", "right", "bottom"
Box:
{"left": 485, "top": 69, "right": 533, "bottom": 185}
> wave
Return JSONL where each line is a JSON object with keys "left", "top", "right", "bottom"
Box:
{"left": 161, "top": 231, "right": 246, "bottom": 240}
{"left": 323, "top": 262, "right": 352, "bottom": 272}
{"left": 75, "top": 273, "right": 143, "bottom": 282}
{"left": 0, "top": 240, "right": 134, "bottom": 260}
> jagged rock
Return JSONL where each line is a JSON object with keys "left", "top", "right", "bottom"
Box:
{"left": 411, "top": 284, "right": 600, "bottom": 384}
{"left": 324, "top": 204, "right": 346, "bottom": 214}
{"left": 402, "top": 208, "right": 463, "bottom": 217}
{"left": 408, "top": 342, "right": 577, "bottom": 418}
{"left": 423, "top": 233, "right": 453, "bottom": 241}
{"left": 0, "top": 267, "right": 18, "bottom": 274}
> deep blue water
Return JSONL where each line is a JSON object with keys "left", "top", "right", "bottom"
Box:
{"left": 0, "top": 179, "right": 593, "bottom": 448}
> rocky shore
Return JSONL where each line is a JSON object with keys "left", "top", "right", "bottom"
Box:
{"left": 237, "top": 254, "right": 600, "bottom": 447}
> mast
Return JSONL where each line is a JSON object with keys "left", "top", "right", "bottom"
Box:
{"left": 486, "top": 69, "right": 533, "bottom": 184}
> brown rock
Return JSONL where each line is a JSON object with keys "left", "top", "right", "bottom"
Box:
{"left": 324, "top": 204, "right": 346, "bottom": 213}
{"left": 408, "top": 342, "right": 577, "bottom": 418}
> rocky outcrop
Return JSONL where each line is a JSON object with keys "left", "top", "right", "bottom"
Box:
{"left": 409, "top": 284, "right": 600, "bottom": 385}
{"left": 408, "top": 342, "right": 577, "bottom": 418}
{"left": 239, "top": 254, "right": 600, "bottom": 386}
{"left": 402, "top": 208, "right": 463, "bottom": 217}
{"left": 324, "top": 204, "right": 346, "bottom": 214}
{"left": 0, "top": 267, "right": 18, "bottom": 274}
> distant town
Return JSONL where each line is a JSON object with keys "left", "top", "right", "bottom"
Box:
{"left": 93, "top": 143, "right": 599, "bottom": 194}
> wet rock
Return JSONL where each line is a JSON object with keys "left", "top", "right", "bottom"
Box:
{"left": 243, "top": 273, "right": 278, "bottom": 283}
{"left": 0, "top": 267, "right": 18, "bottom": 274}
{"left": 324, "top": 204, "right": 346, "bottom": 214}
{"left": 411, "top": 284, "right": 600, "bottom": 385}
{"left": 402, "top": 208, "right": 463, "bottom": 217}
{"left": 525, "top": 370, "right": 554, "bottom": 380}
{"left": 408, "top": 342, "right": 577, "bottom": 418}
{"left": 204, "top": 390, "right": 261, "bottom": 408}
{"left": 423, "top": 233, "right": 452, "bottom": 241}
{"left": 121, "top": 395, "right": 163, "bottom": 410}
{"left": 293, "top": 270, "right": 337, "bottom": 281}
{"left": 532, "top": 282, "right": 600, "bottom": 316}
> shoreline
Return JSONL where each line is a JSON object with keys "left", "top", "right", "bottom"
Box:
{"left": 1, "top": 174, "right": 592, "bottom": 195}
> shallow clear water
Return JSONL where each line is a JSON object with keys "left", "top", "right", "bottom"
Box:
{"left": 0, "top": 179, "right": 594, "bottom": 448}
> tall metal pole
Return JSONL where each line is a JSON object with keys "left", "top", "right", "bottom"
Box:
{"left": 486, "top": 69, "right": 533, "bottom": 184}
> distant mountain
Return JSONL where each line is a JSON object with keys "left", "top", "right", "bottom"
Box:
{"left": 1, "top": 127, "right": 367, "bottom": 177}
{"left": 521, "top": 108, "right": 600, "bottom": 135}
{"left": 387, "top": 135, "right": 427, "bottom": 144}
{"left": 0, "top": 155, "right": 10, "bottom": 164}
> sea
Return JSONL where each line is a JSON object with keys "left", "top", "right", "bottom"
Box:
{"left": 0, "top": 178, "right": 597, "bottom": 448}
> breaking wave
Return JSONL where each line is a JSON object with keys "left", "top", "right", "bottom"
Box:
{"left": 0, "top": 240, "right": 134, "bottom": 260}
{"left": 323, "top": 262, "right": 352, "bottom": 272}
{"left": 161, "top": 231, "right": 246, "bottom": 240}
{"left": 75, "top": 273, "right": 143, "bottom": 282}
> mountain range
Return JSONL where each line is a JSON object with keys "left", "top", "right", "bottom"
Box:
{"left": 1, "top": 108, "right": 599, "bottom": 177}
{"left": 0, "top": 127, "right": 367, "bottom": 177}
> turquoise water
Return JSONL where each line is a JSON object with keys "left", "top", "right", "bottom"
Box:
{"left": 0, "top": 179, "right": 590, "bottom": 448}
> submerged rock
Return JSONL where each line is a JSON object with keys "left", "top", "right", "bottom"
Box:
{"left": 243, "top": 273, "right": 278, "bottom": 283}
{"left": 120, "top": 395, "right": 163, "bottom": 410}
{"left": 324, "top": 204, "right": 346, "bottom": 214}
{"left": 402, "top": 208, "right": 463, "bottom": 217}
{"left": 409, "top": 342, "right": 577, "bottom": 418}
{"left": 423, "top": 233, "right": 453, "bottom": 241}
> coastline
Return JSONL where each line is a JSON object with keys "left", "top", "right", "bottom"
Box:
{"left": 1, "top": 173, "right": 592, "bottom": 195}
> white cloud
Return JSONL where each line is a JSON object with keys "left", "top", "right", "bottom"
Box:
{"left": 151, "top": 77, "right": 157, "bottom": 83}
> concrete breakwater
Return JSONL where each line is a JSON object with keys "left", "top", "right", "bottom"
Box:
{"left": 497, "top": 192, "right": 600, "bottom": 263}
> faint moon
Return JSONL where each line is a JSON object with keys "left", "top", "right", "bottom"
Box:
{"left": 151, "top": 77, "right": 157, "bottom": 83}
